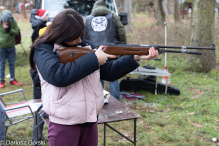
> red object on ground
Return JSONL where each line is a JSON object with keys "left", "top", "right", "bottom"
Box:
{"left": 0, "top": 81, "right": 5, "bottom": 88}
{"left": 10, "top": 79, "right": 22, "bottom": 86}
{"left": 122, "top": 93, "right": 145, "bottom": 100}
{"left": 162, "top": 66, "right": 170, "bottom": 85}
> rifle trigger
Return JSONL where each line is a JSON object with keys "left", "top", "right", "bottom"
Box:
{"left": 69, "top": 52, "right": 74, "bottom": 57}
{"left": 181, "top": 46, "right": 186, "bottom": 53}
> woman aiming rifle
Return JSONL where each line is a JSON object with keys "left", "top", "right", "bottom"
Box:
{"left": 29, "top": 8, "right": 158, "bottom": 146}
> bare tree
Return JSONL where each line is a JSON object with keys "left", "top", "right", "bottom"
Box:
{"left": 188, "top": 0, "right": 217, "bottom": 72}
{"left": 115, "top": 0, "right": 122, "bottom": 14}
{"left": 23, "top": 0, "right": 26, "bottom": 18}
{"left": 1, "top": 0, "right": 4, "bottom": 6}
{"left": 124, "top": 0, "right": 133, "bottom": 32}
{"left": 156, "top": 0, "right": 166, "bottom": 25}
{"left": 11, "top": 0, "right": 14, "bottom": 7}
{"left": 167, "top": 0, "right": 174, "bottom": 14}
{"left": 163, "top": 0, "right": 168, "bottom": 14}
{"left": 174, "top": 0, "right": 181, "bottom": 23}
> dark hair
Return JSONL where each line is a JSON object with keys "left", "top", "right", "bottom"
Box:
{"left": 29, "top": 8, "right": 84, "bottom": 70}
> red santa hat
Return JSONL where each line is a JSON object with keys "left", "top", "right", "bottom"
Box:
{"left": 35, "top": 9, "right": 49, "bottom": 20}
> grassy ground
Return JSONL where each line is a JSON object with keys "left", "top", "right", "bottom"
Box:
{"left": 2, "top": 13, "right": 219, "bottom": 146}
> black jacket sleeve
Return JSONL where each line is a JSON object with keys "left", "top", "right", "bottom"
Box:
{"left": 30, "top": 69, "right": 40, "bottom": 85}
{"left": 100, "top": 55, "right": 139, "bottom": 82}
{"left": 33, "top": 43, "right": 100, "bottom": 87}
{"left": 31, "top": 27, "right": 40, "bottom": 43}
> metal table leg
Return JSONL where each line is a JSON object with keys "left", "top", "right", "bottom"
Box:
{"left": 134, "top": 118, "right": 136, "bottom": 146}
{"left": 164, "top": 76, "right": 168, "bottom": 100}
{"left": 104, "top": 123, "right": 106, "bottom": 146}
{"left": 103, "top": 118, "right": 138, "bottom": 146}
{"left": 155, "top": 76, "right": 158, "bottom": 95}
{"left": 35, "top": 112, "right": 39, "bottom": 146}
{"left": 103, "top": 81, "right": 106, "bottom": 90}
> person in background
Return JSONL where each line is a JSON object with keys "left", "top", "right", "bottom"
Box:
{"left": 25, "top": 1, "right": 30, "bottom": 10}
{"left": 6, "top": 1, "right": 9, "bottom": 9}
{"left": 31, "top": 9, "right": 49, "bottom": 43}
{"left": 16, "top": 2, "right": 20, "bottom": 13}
{"left": 85, "top": 0, "right": 126, "bottom": 101}
{"left": 0, "top": 10, "right": 21, "bottom": 88}
{"left": 19, "top": 2, "right": 22, "bottom": 12}
{"left": 30, "top": 69, "right": 44, "bottom": 146}
{"left": 30, "top": 9, "right": 49, "bottom": 146}
{"left": 30, "top": 0, "right": 33, "bottom": 8}
{"left": 20, "top": 2, "right": 23, "bottom": 11}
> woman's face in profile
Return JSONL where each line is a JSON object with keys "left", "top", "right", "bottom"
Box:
{"left": 65, "top": 37, "right": 82, "bottom": 46}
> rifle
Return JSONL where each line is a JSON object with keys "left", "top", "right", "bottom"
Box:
{"left": 56, "top": 42, "right": 215, "bottom": 64}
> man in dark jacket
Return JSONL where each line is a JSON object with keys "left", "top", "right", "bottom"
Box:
{"left": 0, "top": 10, "right": 21, "bottom": 88}
{"left": 30, "top": 9, "right": 49, "bottom": 145}
{"left": 85, "top": 0, "right": 126, "bottom": 101}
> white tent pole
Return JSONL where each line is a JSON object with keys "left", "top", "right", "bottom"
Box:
{"left": 164, "top": 22, "right": 167, "bottom": 66}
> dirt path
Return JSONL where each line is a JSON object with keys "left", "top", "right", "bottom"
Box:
{"left": 13, "top": 13, "right": 30, "bottom": 22}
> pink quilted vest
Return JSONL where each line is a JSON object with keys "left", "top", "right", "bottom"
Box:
{"left": 37, "top": 44, "right": 104, "bottom": 125}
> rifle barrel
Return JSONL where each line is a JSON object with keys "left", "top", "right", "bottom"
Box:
{"left": 159, "top": 49, "right": 202, "bottom": 55}
{"left": 107, "top": 43, "right": 215, "bottom": 50}
{"left": 157, "top": 45, "right": 215, "bottom": 50}
{"left": 161, "top": 49, "right": 202, "bottom": 55}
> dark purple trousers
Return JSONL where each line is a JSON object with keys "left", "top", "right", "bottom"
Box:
{"left": 48, "top": 121, "right": 98, "bottom": 146}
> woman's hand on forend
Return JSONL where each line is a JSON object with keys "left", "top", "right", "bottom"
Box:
{"left": 95, "top": 45, "right": 116, "bottom": 65}
{"left": 134, "top": 47, "right": 159, "bottom": 61}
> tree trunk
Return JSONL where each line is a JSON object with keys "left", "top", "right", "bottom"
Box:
{"left": 156, "top": 0, "right": 166, "bottom": 26}
{"left": 9, "top": 0, "right": 13, "bottom": 11}
{"left": 11, "top": 0, "right": 13, "bottom": 7}
{"left": 163, "top": 0, "right": 168, "bottom": 14}
{"left": 116, "top": 0, "right": 123, "bottom": 14}
{"left": 1, "top": 0, "right": 4, "bottom": 6}
{"left": 23, "top": 0, "right": 26, "bottom": 18}
{"left": 188, "top": 0, "right": 217, "bottom": 72}
{"left": 124, "top": 0, "right": 133, "bottom": 32}
{"left": 167, "top": 0, "right": 173, "bottom": 14}
{"left": 174, "top": 0, "right": 181, "bottom": 23}
{"left": 2, "top": 0, "right": 4, "bottom": 7}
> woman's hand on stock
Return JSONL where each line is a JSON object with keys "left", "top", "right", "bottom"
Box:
{"left": 134, "top": 47, "right": 159, "bottom": 61}
{"left": 95, "top": 45, "right": 117, "bottom": 65}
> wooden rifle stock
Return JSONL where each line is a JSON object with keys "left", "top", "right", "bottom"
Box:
{"left": 57, "top": 47, "right": 95, "bottom": 64}
{"left": 57, "top": 46, "right": 150, "bottom": 64}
